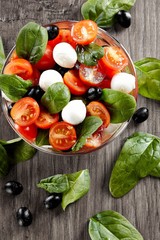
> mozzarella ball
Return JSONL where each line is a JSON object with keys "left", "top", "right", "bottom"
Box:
{"left": 61, "top": 100, "right": 86, "bottom": 125}
{"left": 39, "top": 69, "right": 63, "bottom": 91}
{"left": 111, "top": 72, "right": 136, "bottom": 93}
{"left": 53, "top": 42, "right": 77, "bottom": 68}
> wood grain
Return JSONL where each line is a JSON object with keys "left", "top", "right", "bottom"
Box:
{"left": 0, "top": 0, "right": 160, "bottom": 239}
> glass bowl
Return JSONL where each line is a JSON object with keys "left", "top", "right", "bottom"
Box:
{"left": 1, "top": 21, "right": 137, "bottom": 156}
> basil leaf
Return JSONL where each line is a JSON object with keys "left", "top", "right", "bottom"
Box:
{"left": 16, "top": 22, "right": 48, "bottom": 64}
{"left": 89, "top": 210, "right": 143, "bottom": 240}
{"left": 0, "top": 144, "right": 10, "bottom": 177}
{"left": 76, "top": 43, "right": 104, "bottom": 66}
{"left": 0, "top": 37, "right": 5, "bottom": 73}
{"left": 135, "top": 58, "right": 160, "bottom": 101}
{"left": 81, "top": 0, "right": 136, "bottom": 28}
{"left": 109, "top": 132, "right": 160, "bottom": 198}
{"left": 62, "top": 169, "right": 90, "bottom": 210}
{"left": 72, "top": 116, "right": 103, "bottom": 152}
{"left": 37, "top": 174, "right": 70, "bottom": 193}
{"left": 149, "top": 163, "right": 160, "bottom": 177}
{"left": 0, "top": 74, "right": 32, "bottom": 101}
{"left": 101, "top": 88, "right": 136, "bottom": 123}
{"left": 41, "top": 82, "right": 71, "bottom": 114}
{"left": 36, "top": 129, "right": 49, "bottom": 146}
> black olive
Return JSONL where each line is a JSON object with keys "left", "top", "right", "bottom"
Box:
{"left": 46, "top": 25, "right": 59, "bottom": 41}
{"left": 132, "top": 107, "right": 149, "bottom": 124}
{"left": 86, "top": 87, "right": 102, "bottom": 101}
{"left": 16, "top": 207, "right": 32, "bottom": 227}
{"left": 44, "top": 193, "right": 62, "bottom": 209}
{"left": 24, "top": 86, "right": 44, "bottom": 102}
{"left": 115, "top": 10, "right": 131, "bottom": 28}
{"left": 54, "top": 63, "right": 69, "bottom": 77}
{"left": 4, "top": 181, "right": 23, "bottom": 195}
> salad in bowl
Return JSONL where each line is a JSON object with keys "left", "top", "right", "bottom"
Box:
{"left": 0, "top": 20, "right": 137, "bottom": 155}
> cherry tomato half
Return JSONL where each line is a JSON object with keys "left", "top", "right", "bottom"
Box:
{"left": 35, "top": 108, "right": 59, "bottom": 129}
{"left": 98, "top": 46, "right": 128, "bottom": 78}
{"left": 10, "top": 97, "right": 40, "bottom": 126}
{"left": 35, "top": 44, "right": 55, "bottom": 71}
{"left": 48, "top": 29, "right": 77, "bottom": 49}
{"left": 15, "top": 123, "right": 38, "bottom": 142}
{"left": 84, "top": 131, "right": 102, "bottom": 149}
{"left": 49, "top": 121, "right": 77, "bottom": 151}
{"left": 71, "top": 20, "right": 98, "bottom": 45}
{"left": 4, "top": 58, "right": 33, "bottom": 80}
{"left": 98, "top": 78, "right": 111, "bottom": 89}
{"left": 30, "top": 65, "right": 41, "bottom": 86}
{"left": 87, "top": 101, "right": 110, "bottom": 128}
{"left": 79, "top": 64, "right": 105, "bottom": 87}
{"left": 63, "top": 69, "right": 88, "bottom": 95}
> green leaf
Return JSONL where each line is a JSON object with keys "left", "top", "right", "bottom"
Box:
{"left": 89, "top": 210, "right": 143, "bottom": 240}
{"left": 41, "top": 82, "right": 71, "bottom": 114}
{"left": 81, "top": 0, "right": 136, "bottom": 28}
{"left": 37, "top": 174, "right": 70, "bottom": 193}
{"left": 109, "top": 132, "right": 160, "bottom": 198}
{"left": 0, "top": 74, "right": 32, "bottom": 101}
{"left": 76, "top": 43, "right": 104, "bottom": 66}
{"left": 62, "top": 169, "right": 90, "bottom": 210}
{"left": 72, "top": 116, "right": 103, "bottom": 152}
{"left": 0, "top": 37, "right": 5, "bottom": 73}
{"left": 0, "top": 144, "right": 10, "bottom": 177}
{"left": 149, "top": 162, "right": 160, "bottom": 177}
{"left": 16, "top": 22, "right": 48, "bottom": 64}
{"left": 135, "top": 58, "right": 160, "bottom": 101}
{"left": 36, "top": 129, "right": 49, "bottom": 146}
{"left": 101, "top": 88, "right": 136, "bottom": 123}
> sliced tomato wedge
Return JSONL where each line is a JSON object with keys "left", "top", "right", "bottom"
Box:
{"left": 49, "top": 121, "right": 77, "bottom": 151}
{"left": 79, "top": 64, "right": 105, "bottom": 86}
{"left": 30, "top": 65, "right": 41, "bottom": 86}
{"left": 10, "top": 97, "right": 40, "bottom": 126}
{"left": 48, "top": 29, "right": 77, "bottom": 49}
{"left": 84, "top": 131, "right": 102, "bottom": 149}
{"left": 15, "top": 123, "right": 37, "bottom": 142}
{"left": 87, "top": 101, "right": 110, "bottom": 128}
{"left": 4, "top": 58, "right": 33, "bottom": 80}
{"left": 71, "top": 20, "right": 98, "bottom": 45}
{"left": 98, "top": 77, "right": 111, "bottom": 89}
{"left": 63, "top": 69, "right": 88, "bottom": 95}
{"left": 35, "top": 107, "right": 59, "bottom": 129}
{"left": 98, "top": 46, "right": 128, "bottom": 78}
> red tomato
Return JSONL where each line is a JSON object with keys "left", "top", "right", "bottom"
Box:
{"left": 71, "top": 20, "right": 98, "bottom": 45}
{"left": 10, "top": 50, "right": 19, "bottom": 61}
{"left": 63, "top": 69, "right": 88, "bottom": 95}
{"left": 4, "top": 58, "right": 33, "bottom": 80}
{"left": 98, "top": 78, "right": 111, "bottom": 89}
{"left": 49, "top": 121, "right": 77, "bottom": 151}
{"left": 35, "top": 45, "right": 55, "bottom": 71}
{"left": 79, "top": 64, "right": 105, "bottom": 86}
{"left": 30, "top": 65, "right": 41, "bottom": 85}
{"left": 98, "top": 46, "right": 128, "bottom": 78}
{"left": 10, "top": 97, "right": 40, "bottom": 126}
{"left": 87, "top": 101, "right": 110, "bottom": 128}
{"left": 35, "top": 108, "right": 59, "bottom": 129}
{"left": 84, "top": 131, "right": 102, "bottom": 149}
{"left": 15, "top": 123, "right": 37, "bottom": 142}
{"left": 48, "top": 29, "right": 77, "bottom": 49}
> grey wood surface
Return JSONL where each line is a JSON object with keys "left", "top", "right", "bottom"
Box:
{"left": 0, "top": 0, "right": 160, "bottom": 239}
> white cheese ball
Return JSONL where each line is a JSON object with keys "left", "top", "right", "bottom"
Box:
{"left": 111, "top": 72, "right": 136, "bottom": 93}
{"left": 39, "top": 69, "right": 63, "bottom": 91}
{"left": 61, "top": 100, "right": 86, "bottom": 125}
{"left": 53, "top": 42, "right": 77, "bottom": 68}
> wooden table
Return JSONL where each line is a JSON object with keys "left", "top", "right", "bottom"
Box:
{"left": 0, "top": 0, "right": 160, "bottom": 239}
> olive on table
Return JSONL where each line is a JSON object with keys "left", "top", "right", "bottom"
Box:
{"left": 132, "top": 107, "right": 149, "bottom": 124}
{"left": 4, "top": 181, "right": 23, "bottom": 195}
{"left": 44, "top": 193, "right": 62, "bottom": 209}
{"left": 115, "top": 10, "right": 131, "bottom": 28}
{"left": 86, "top": 87, "right": 102, "bottom": 101}
{"left": 16, "top": 207, "right": 32, "bottom": 227}
{"left": 46, "top": 25, "right": 59, "bottom": 40}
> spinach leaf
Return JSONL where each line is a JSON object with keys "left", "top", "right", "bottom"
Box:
{"left": 135, "top": 58, "right": 160, "bottom": 101}
{"left": 0, "top": 144, "right": 10, "bottom": 177}
{"left": 62, "top": 169, "right": 90, "bottom": 210}
{"left": 101, "top": 88, "right": 136, "bottom": 123}
{"left": 0, "top": 37, "right": 5, "bottom": 73}
{"left": 16, "top": 22, "right": 48, "bottom": 64}
{"left": 89, "top": 210, "right": 143, "bottom": 240}
{"left": 81, "top": 0, "right": 136, "bottom": 28}
{"left": 72, "top": 116, "right": 103, "bottom": 152}
{"left": 41, "top": 82, "right": 71, "bottom": 114}
{"left": 76, "top": 43, "right": 104, "bottom": 66}
{"left": 0, "top": 74, "right": 32, "bottom": 101}
{"left": 37, "top": 174, "right": 70, "bottom": 193}
{"left": 36, "top": 129, "right": 49, "bottom": 146}
{"left": 109, "top": 132, "right": 160, "bottom": 198}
